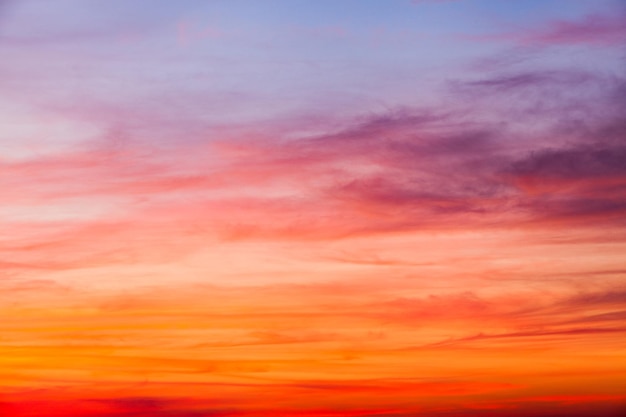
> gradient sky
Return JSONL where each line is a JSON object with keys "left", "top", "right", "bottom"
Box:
{"left": 1, "top": 1, "right": 626, "bottom": 416}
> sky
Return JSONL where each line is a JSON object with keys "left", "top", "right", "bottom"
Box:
{"left": 1, "top": 0, "right": 625, "bottom": 416}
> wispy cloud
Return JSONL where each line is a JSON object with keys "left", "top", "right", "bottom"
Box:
{"left": 1, "top": 2, "right": 624, "bottom": 415}
{"left": 466, "top": 11, "right": 626, "bottom": 47}
{"left": 2, "top": 67, "right": 624, "bottom": 288}
{"left": 521, "top": 13, "right": 626, "bottom": 46}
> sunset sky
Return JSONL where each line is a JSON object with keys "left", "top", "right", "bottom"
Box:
{"left": 1, "top": 0, "right": 625, "bottom": 416}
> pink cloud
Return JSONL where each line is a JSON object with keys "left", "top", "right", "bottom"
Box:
{"left": 524, "top": 13, "right": 626, "bottom": 46}
{"left": 470, "top": 13, "right": 626, "bottom": 47}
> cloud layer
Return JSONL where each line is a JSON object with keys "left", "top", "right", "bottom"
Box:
{"left": 0, "top": 1, "right": 624, "bottom": 416}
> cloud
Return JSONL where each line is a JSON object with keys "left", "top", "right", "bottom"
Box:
{"left": 425, "top": 327, "right": 626, "bottom": 349}
{"left": 521, "top": 13, "right": 626, "bottom": 46}
{"left": 2, "top": 65, "right": 624, "bottom": 287}
{"left": 459, "top": 70, "right": 594, "bottom": 92}
{"left": 466, "top": 11, "right": 626, "bottom": 48}
{"left": 89, "top": 397, "right": 236, "bottom": 417}
{"left": 0, "top": 396, "right": 238, "bottom": 417}
{"left": 2, "top": 393, "right": 625, "bottom": 417}
{"left": 0, "top": 4, "right": 624, "bottom": 417}
{"left": 510, "top": 146, "right": 626, "bottom": 181}
{"left": 565, "top": 289, "right": 626, "bottom": 307}
{"left": 505, "top": 143, "right": 626, "bottom": 225}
